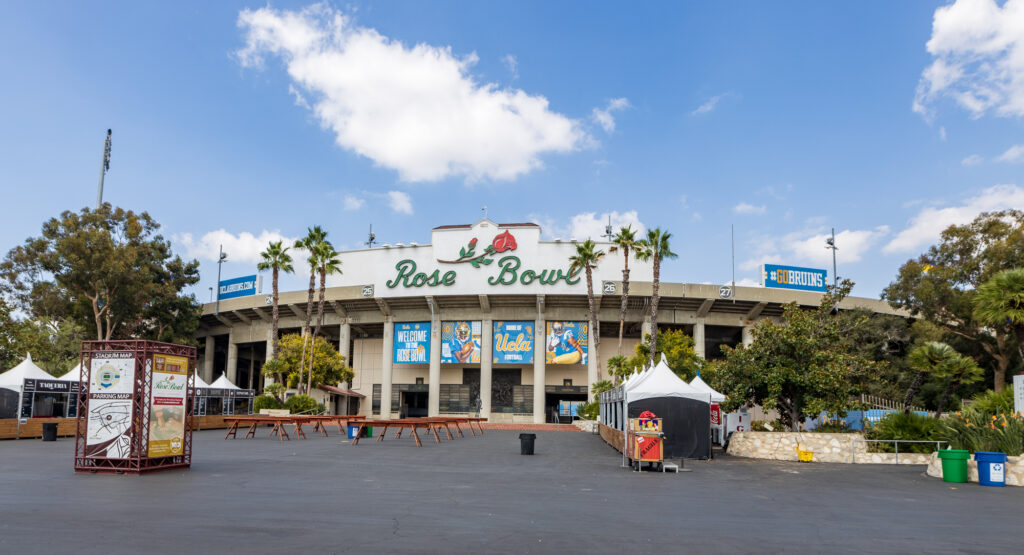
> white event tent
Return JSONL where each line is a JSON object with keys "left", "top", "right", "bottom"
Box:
{"left": 210, "top": 375, "right": 241, "bottom": 390}
{"left": 0, "top": 354, "right": 55, "bottom": 419}
{"left": 688, "top": 373, "right": 726, "bottom": 403}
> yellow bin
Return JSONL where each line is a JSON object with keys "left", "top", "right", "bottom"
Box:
{"left": 796, "top": 444, "right": 813, "bottom": 462}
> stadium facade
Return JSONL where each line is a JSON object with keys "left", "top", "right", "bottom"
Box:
{"left": 196, "top": 219, "right": 898, "bottom": 423}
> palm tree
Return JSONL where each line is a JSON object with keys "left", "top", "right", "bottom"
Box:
{"left": 609, "top": 225, "right": 639, "bottom": 355}
{"left": 903, "top": 341, "right": 957, "bottom": 414}
{"left": 635, "top": 228, "right": 677, "bottom": 366}
{"left": 973, "top": 268, "right": 1024, "bottom": 392}
{"left": 569, "top": 240, "right": 606, "bottom": 379}
{"left": 308, "top": 242, "right": 342, "bottom": 394}
{"left": 257, "top": 241, "right": 293, "bottom": 384}
{"left": 295, "top": 226, "right": 328, "bottom": 393}
{"left": 933, "top": 353, "right": 984, "bottom": 418}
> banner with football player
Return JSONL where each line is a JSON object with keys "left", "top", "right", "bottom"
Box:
{"left": 545, "top": 321, "right": 588, "bottom": 365}
{"left": 441, "top": 321, "right": 481, "bottom": 363}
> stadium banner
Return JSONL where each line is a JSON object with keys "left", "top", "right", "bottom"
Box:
{"left": 545, "top": 321, "right": 588, "bottom": 365}
{"left": 493, "top": 321, "right": 534, "bottom": 364}
{"left": 761, "top": 264, "right": 827, "bottom": 293}
{"left": 441, "top": 321, "right": 481, "bottom": 364}
{"left": 218, "top": 274, "right": 259, "bottom": 300}
{"left": 394, "top": 322, "right": 430, "bottom": 364}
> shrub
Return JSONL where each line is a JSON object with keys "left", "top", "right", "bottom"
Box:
{"left": 253, "top": 394, "right": 283, "bottom": 413}
{"left": 577, "top": 401, "right": 599, "bottom": 420}
{"left": 970, "top": 387, "right": 1015, "bottom": 415}
{"left": 285, "top": 394, "right": 320, "bottom": 414}
{"left": 751, "top": 420, "right": 782, "bottom": 432}
{"left": 865, "top": 412, "right": 943, "bottom": 453}
{"left": 815, "top": 421, "right": 854, "bottom": 433}
{"left": 940, "top": 410, "right": 1024, "bottom": 456}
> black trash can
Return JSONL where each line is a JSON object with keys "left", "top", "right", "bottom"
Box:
{"left": 42, "top": 423, "right": 58, "bottom": 442}
{"left": 519, "top": 433, "right": 536, "bottom": 455}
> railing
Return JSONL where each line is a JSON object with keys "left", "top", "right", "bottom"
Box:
{"left": 859, "top": 394, "right": 928, "bottom": 415}
{"left": 849, "top": 439, "right": 947, "bottom": 464}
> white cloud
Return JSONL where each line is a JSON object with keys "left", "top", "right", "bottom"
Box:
{"left": 996, "top": 144, "right": 1024, "bottom": 163}
{"left": 940, "top": 126, "right": 948, "bottom": 140}
{"left": 288, "top": 84, "right": 310, "bottom": 109}
{"left": 237, "top": 4, "right": 586, "bottom": 183}
{"left": 740, "top": 226, "right": 889, "bottom": 271}
{"left": 387, "top": 190, "right": 413, "bottom": 214}
{"left": 961, "top": 153, "right": 985, "bottom": 166}
{"left": 531, "top": 210, "right": 646, "bottom": 241}
{"left": 502, "top": 54, "right": 518, "bottom": 80}
{"left": 733, "top": 202, "right": 766, "bottom": 215}
{"left": 343, "top": 194, "right": 365, "bottom": 210}
{"left": 913, "top": 0, "right": 1024, "bottom": 119}
{"left": 735, "top": 278, "right": 761, "bottom": 287}
{"left": 591, "top": 97, "right": 631, "bottom": 133}
{"left": 175, "top": 229, "right": 298, "bottom": 264}
{"left": 691, "top": 93, "right": 728, "bottom": 115}
{"left": 884, "top": 184, "right": 1024, "bottom": 254}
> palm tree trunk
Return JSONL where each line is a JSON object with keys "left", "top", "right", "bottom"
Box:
{"left": 935, "top": 380, "right": 960, "bottom": 418}
{"left": 308, "top": 267, "right": 326, "bottom": 394}
{"left": 648, "top": 253, "right": 661, "bottom": 367}
{"left": 585, "top": 266, "right": 598, "bottom": 379}
{"left": 298, "top": 271, "right": 315, "bottom": 393}
{"left": 618, "top": 249, "right": 630, "bottom": 354}
{"left": 271, "top": 266, "right": 283, "bottom": 384}
{"left": 903, "top": 371, "right": 925, "bottom": 415}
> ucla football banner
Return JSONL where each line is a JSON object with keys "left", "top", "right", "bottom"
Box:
{"left": 441, "top": 321, "right": 481, "bottom": 363}
{"left": 218, "top": 274, "right": 259, "bottom": 300}
{"left": 761, "top": 264, "right": 827, "bottom": 293}
{"left": 545, "top": 321, "right": 588, "bottom": 365}
{"left": 493, "top": 321, "right": 534, "bottom": 364}
{"left": 394, "top": 322, "right": 430, "bottom": 364}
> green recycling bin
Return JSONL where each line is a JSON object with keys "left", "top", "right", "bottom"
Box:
{"left": 937, "top": 449, "right": 970, "bottom": 483}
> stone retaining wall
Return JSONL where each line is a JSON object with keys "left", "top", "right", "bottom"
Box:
{"left": 726, "top": 431, "right": 933, "bottom": 464}
{"left": 926, "top": 452, "right": 1024, "bottom": 486}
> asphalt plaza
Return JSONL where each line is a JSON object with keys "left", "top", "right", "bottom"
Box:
{"left": 1, "top": 429, "right": 1020, "bottom": 554}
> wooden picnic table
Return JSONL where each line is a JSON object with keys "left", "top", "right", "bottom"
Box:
{"left": 223, "top": 415, "right": 367, "bottom": 441}
{"left": 351, "top": 417, "right": 487, "bottom": 447}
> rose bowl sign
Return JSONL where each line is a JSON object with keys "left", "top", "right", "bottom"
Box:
{"left": 334, "top": 220, "right": 653, "bottom": 298}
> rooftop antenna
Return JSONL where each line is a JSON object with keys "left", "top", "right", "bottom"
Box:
{"left": 96, "top": 129, "right": 112, "bottom": 209}
{"left": 482, "top": 205, "right": 488, "bottom": 220}
{"left": 731, "top": 223, "right": 736, "bottom": 303}
{"left": 365, "top": 224, "right": 377, "bottom": 248}
{"left": 825, "top": 227, "right": 838, "bottom": 288}
{"left": 215, "top": 245, "right": 228, "bottom": 315}
{"left": 602, "top": 214, "right": 615, "bottom": 242}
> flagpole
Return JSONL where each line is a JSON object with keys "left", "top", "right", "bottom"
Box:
{"left": 96, "top": 129, "right": 112, "bottom": 209}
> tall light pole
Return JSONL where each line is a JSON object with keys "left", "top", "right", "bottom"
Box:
{"left": 215, "top": 245, "right": 228, "bottom": 314}
{"left": 96, "top": 129, "right": 112, "bottom": 209}
{"left": 825, "top": 228, "right": 838, "bottom": 288}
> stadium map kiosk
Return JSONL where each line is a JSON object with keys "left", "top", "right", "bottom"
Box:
{"left": 74, "top": 340, "right": 196, "bottom": 474}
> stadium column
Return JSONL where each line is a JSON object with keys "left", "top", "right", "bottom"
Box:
{"left": 533, "top": 317, "right": 545, "bottom": 424}
{"left": 641, "top": 315, "right": 652, "bottom": 339}
{"left": 338, "top": 321, "right": 351, "bottom": 385}
{"left": 227, "top": 330, "right": 238, "bottom": 385}
{"left": 381, "top": 318, "right": 394, "bottom": 419}
{"left": 428, "top": 317, "right": 441, "bottom": 417}
{"left": 742, "top": 326, "right": 754, "bottom": 347}
{"left": 480, "top": 318, "right": 493, "bottom": 418}
{"left": 588, "top": 326, "right": 598, "bottom": 401}
{"left": 203, "top": 335, "right": 215, "bottom": 383}
{"left": 693, "top": 320, "right": 706, "bottom": 360}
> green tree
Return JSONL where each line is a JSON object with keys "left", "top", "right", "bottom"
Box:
{"left": 711, "top": 280, "right": 879, "bottom": 431}
{"left": 974, "top": 268, "right": 1024, "bottom": 364}
{"left": 635, "top": 228, "right": 677, "bottom": 366}
{"left": 933, "top": 353, "right": 984, "bottom": 418}
{"left": 294, "top": 226, "right": 329, "bottom": 392}
{"left": 569, "top": 239, "right": 605, "bottom": 381}
{"left": 309, "top": 242, "right": 342, "bottom": 395}
{"left": 608, "top": 329, "right": 702, "bottom": 383}
{"left": 883, "top": 210, "right": 1024, "bottom": 391}
{"left": 609, "top": 225, "right": 639, "bottom": 354}
{"left": 904, "top": 342, "right": 958, "bottom": 414}
{"left": 262, "top": 333, "right": 353, "bottom": 392}
{"left": 0, "top": 204, "right": 200, "bottom": 342}
{"left": 257, "top": 240, "right": 294, "bottom": 362}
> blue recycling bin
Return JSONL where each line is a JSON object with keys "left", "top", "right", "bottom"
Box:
{"left": 974, "top": 452, "right": 1007, "bottom": 487}
{"left": 347, "top": 426, "right": 360, "bottom": 439}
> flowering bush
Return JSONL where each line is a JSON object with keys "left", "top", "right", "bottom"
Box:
{"left": 941, "top": 409, "right": 1024, "bottom": 456}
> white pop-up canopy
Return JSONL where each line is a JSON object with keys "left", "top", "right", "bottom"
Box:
{"left": 193, "top": 375, "right": 211, "bottom": 388}
{"left": 210, "top": 375, "right": 241, "bottom": 390}
{"left": 626, "top": 355, "right": 709, "bottom": 404}
{"left": 56, "top": 363, "right": 82, "bottom": 383}
{"left": 688, "top": 373, "right": 726, "bottom": 403}
{"left": 0, "top": 353, "right": 52, "bottom": 392}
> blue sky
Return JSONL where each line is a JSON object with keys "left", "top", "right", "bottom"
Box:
{"left": 1, "top": 1, "right": 1021, "bottom": 300}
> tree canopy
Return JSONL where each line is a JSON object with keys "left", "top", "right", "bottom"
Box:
{"left": 707, "top": 280, "right": 880, "bottom": 431}
{"left": 1, "top": 204, "right": 200, "bottom": 344}
{"left": 263, "top": 333, "right": 354, "bottom": 391}
{"left": 608, "top": 329, "right": 703, "bottom": 383}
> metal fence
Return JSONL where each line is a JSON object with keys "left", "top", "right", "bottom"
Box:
{"left": 849, "top": 439, "right": 947, "bottom": 464}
